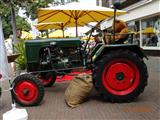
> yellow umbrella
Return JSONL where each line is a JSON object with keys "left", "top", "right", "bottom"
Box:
{"left": 43, "top": 30, "right": 74, "bottom": 38}
{"left": 35, "top": 22, "right": 86, "bottom": 37}
{"left": 21, "top": 31, "right": 33, "bottom": 39}
{"left": 81, "top": 36, "right": 94, "bottom": 41}
{"left": 38, "top": 2, "right": 126, "bottom": 36}
{"left": 35, "top": 22, "right": 86, "bottom": 30}
{"left": 142, "top": 27, "right": 155, "bottom": 34}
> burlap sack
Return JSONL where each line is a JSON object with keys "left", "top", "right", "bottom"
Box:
{"left": 65, "top": 73, "right": 93, "bottom": 108}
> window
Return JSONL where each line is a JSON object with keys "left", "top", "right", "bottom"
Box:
{"left": 141, "top": 16, "right": 160, "bottom": 47}
{"left": 127, "top": 20, "right": 140, "bottom": 46}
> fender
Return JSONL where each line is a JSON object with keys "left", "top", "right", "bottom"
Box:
{"left": 92, "top": 44, "right": 148, "bottom": 62}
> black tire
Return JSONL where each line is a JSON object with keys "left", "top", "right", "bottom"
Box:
{"left": 93, "top": 49, "right": 148, "bottom": 102}
{"left": 12, "top": 74, "right": 44, "bottom": 106}
{"left": 38, "top": 72, "right": 56, "bottom": 87}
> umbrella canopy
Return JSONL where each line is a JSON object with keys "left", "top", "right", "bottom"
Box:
{"left": 81, "top": 36, "right": 94, "bottom": 41}
{"left": 142, "top": 27, "right": 155, "bottom": 34}
{"left": 35, "top": 22, "right": 86, "bottom": 30}
{"left": 38, "top": 2, "right": 126, "bottom": 36}
{"left": 35, "top": 22, "right": 86, "bottom": 37}
{"left": 43, "top": 30, "right": 74, "bottom": 38}
{"left": 21, "top": 31, "right": 33, "bottom": 39}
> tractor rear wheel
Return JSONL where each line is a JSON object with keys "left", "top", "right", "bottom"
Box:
{"left": 38, "top": 72, "right": 56, "bottom": 87}
{"left": 13, "top": 74, "right": 44, "bottom": 106}
{"left": 93, "top": 50, "right": 148, "bottom": 102}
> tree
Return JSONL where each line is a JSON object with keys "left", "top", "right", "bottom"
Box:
{"left": 0, "top": 0, "right": 79, "bottom": 39}
{"left": 16, "top": 16, "right": 31, "bottom": 32}
{"left": 23, "top": 0, "right": 79, "bottom": 20}
{"left": 0, "top": 0, "right": 54, "bottom": 41}
{"left": 0, "top": 12, "right": 31, "bottom": 39}
{"left": 0, "top": 0, "right": 44, "bottom": 39}
{"left": 22, "top": 0, "right": 55, "bottom": 20}
{"left": 1, "top": 18, "right": 12, "bottom": 39}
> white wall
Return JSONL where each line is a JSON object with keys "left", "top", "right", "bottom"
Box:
{"left": 101, "top": 0, "right": 160, "bottom": 30}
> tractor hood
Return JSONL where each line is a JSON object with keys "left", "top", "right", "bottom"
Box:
{"left": 25, "top": 37, "right": 81, "bottom": 48}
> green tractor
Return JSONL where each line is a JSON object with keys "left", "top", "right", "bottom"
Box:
{"left": 12, "top": 33, "right": 148, "bottom": 106}
{"left": 12, "top": 5, "right": 148, "bottom": 107}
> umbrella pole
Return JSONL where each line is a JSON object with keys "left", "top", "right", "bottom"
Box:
{"left": 62, "top": 25, "right": 64, "bottom": 38}
{"left": 46, "top": 30, "right": 49, "bottom": 38}
{"left": 113, "top": 7, "right": 116, "bottom": 42}
{"left": 75, "top": 19, "right": 78, "bottom": 37}
{"left": 62, "top": 28, "right": 64, "bottom": 38}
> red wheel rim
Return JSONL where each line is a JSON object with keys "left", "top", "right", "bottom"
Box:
{"left": 102, "top": 59, "right": 140, "bottom": 96}
{"left": 39, "top": 75, "right": 52, "bottom": 86}
{"left": 15, "top": 80, "right": 38, "bottom": 104}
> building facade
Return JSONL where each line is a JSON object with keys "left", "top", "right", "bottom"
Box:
{"left": 99, "top": 0, "right": 160, "bottom": 52}
{"left": 96, "top": 0, "right": 127, "bottom": 7}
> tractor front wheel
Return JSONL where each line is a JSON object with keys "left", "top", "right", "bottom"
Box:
{"left": 93, "top": 50, "right": 148, "bottom": 102}
{"left": 13, "top": 74, "right": 44, "bottom": 106}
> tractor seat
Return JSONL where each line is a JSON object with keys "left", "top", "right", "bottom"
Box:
{"left": 114, "top": 33, "right": 133, "bottom": 44}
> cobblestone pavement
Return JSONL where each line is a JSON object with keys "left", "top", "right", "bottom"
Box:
{"left": 0, "top": 57, "right": 160, "bottom": 120}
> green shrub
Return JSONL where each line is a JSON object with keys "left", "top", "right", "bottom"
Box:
{"left": 14, "top": 40, "right": 27, "bottom": 70}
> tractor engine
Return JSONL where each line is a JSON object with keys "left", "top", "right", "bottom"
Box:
{"left": 39, "top": 42, "right": 82, "bottom": 70}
